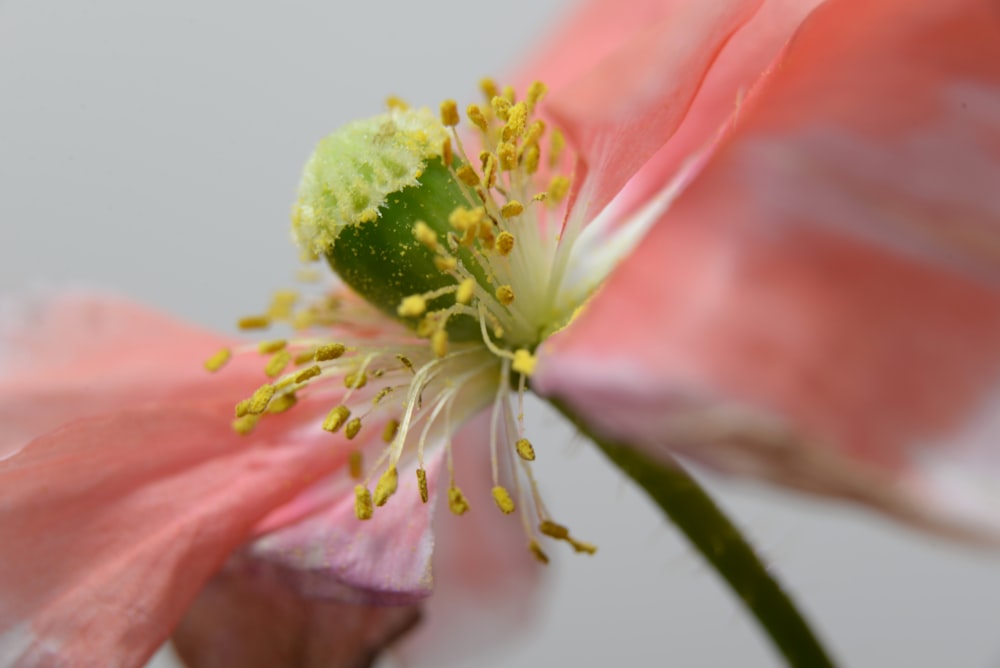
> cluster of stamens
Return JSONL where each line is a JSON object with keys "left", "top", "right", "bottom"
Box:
{"left": 205, "top": 79, "right": 594, "bottom": 564}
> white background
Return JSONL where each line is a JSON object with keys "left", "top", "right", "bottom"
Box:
{"left": 2, "top": 1, "right": 999, "bottom": 666}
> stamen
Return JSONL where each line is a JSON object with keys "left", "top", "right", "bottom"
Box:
{"left": 232, "top": 414, "right": 260, "bottom": 435}
{"left": 431, "top": 330, "right": 449, "bottom": 358}
{"left": 264, "top": 350, "right": 291, "bottom": 378}
{"left": 496, "top": 231, "right": 515, "bottom": 257}
{"left": 203, "top": 348, "right": 231, "bottom": 372}
{"left": 248, "top": 384, "right": 275, "bottom": 414}
{"left": 528, "top": 540, "right": 550, "bottom": 565}
{"left": 373, "top": 466, "right": 399, "bottom": 506}
{"left": 295, "top": 364, "right": 322, "bottom": 384}
{"left": 382, "top": 418, "right": 399, "bottom": 443}
{"left": 315, "top": 343, "right": 346, "bottom": 361}
{"left": 440, "top": 99, "right": 460, "bottom": 127}
{"left": 512, "top": 349, "right": 537, "bottom": 376}
{"left": 355, "top": 485, "right": 374, "bottom": 520}
{"left": 491, "top": 486, "right": 516, "bottom": 514}
{"left": 466, "top": 104, "right": 489, "bottom": 132}
{"left": 455, "top": 279, "right": 475, "bottom": 305}
{"left": 349, "top": 451, "right": 364, "bottom": 479}
{"left": 500, "top": 200, "right": 523, "bottom": 218}
{"left": 416, "top": 468, "right": 429, "bottom": 503}
{"left": 448, "top": 486, "right": 470, "bottom": 515}
{"left": 322, "top": 405, "right": 351, "bottom": 432}
{"left": 238, "top": 315, "right": 271, "bottom": 330}
{"left": 258, "top": 339, "right": 287, "bottom": 354}
{"left": 515, "top": 438, "right": 536, "bottom": 461}
{"left": 345, "top": 418, "right": 362, "bottom": 439}
{"left": 397, "top": 295, "right": 427, "bottom": 318}
{"left": 268, "top": 393, "right": 298, "bottom": 414}
{"left": 495, "top": 285, "right": 515, "bottom": 306}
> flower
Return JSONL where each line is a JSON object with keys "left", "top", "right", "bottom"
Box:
{"left": 3, "top": 0, "right": 998, "bottom": 666}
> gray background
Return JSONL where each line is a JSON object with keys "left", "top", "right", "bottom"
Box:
{"left": 2, "top": 1, "right": 999, "bottom": 666}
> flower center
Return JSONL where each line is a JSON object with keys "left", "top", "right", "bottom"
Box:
{"left": 206, "top": 79, "right": 595, "bottom": 562}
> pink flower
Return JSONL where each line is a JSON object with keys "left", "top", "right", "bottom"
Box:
{"left": 2, "top": 0, "right": 998, "bottom": 666}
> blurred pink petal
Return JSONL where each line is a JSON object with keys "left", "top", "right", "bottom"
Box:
{"left": 535, "top": 0, "right": 1000, "bottom": 536}
{"left": 0, "top": 403, "right": 346, "bottom": 666}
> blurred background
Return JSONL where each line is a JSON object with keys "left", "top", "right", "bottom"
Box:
{"left": 2, "top": 1, "right": 999, "bottom": 666}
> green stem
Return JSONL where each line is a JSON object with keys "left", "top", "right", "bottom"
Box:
{"left": 555, "top": 402, "right": 836, "bottom": 668}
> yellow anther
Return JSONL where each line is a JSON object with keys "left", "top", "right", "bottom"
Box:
{"left": 267, "top": 393, "right": 298, "bottom": 414}
{"left": 539, "top": 520, "right": 570, "bottom": 540}
{"left": 491, "top": 95, "right": 511, "bottom": 121}
{"left": 314, "top": 343, "right": 346, "bottom": 361}
{"left": 385, "top": 95, "right": 409, "bottom": 110}
{"left": 294, "top": 364, "right": 322, "bottom": 384}
{"left": 373, "top": 387, "right": 394, "bottom": 405}
{"left": 434, "top": 255, "right": 457, "bottom": 272}
{"left": 512, "top": 349, "right": 537, "bottom": 376}
{"left": 448, "top": 486, "right": 470, "bottom": 515}
{"left": 344, "top": 371, "right": 367, "bottom": 389}
{"left": 258, "top": 339, "right": 287, "bottom": 354}
{"left": 501, "top": 200, "right": 524, "bottom": 218}
{"left": 416, "top": 316, "right": 436, "bottom": 338}
{"left": 456, "top": 164, "right": 480, "bottom": 187}
{"left": 292, "top": 349, "right": 316, "bottom": 365}
{"left": 496, "top": 231, "right": 515, "bottom": 257}
{"left": 322, "top": 405, "right": 351, "bottom": 432}
{"left": 355, "top": 485, "right": 374, "bottom": 520}
{"left": 548, "top": 175, "right": 571, "bottom": 203}
{"left": 396, "top": 354, "right": 415, "bottom": 373}
{"left": 569, "top": 538, "right": 598, "bottom": 555}
{"left": 235, "top": 399, "right": 250, "bottom": 418}
{"left": 442, "top": 136, "right": 453, "bottom": 167}
{"left": 374, "top": 466, "right": 398, "bottom": 506}
{"left": 415, "top": 468, "right": 429, "bottom": 503}
{"left": 455, "top": 278, "right": 476, "bottom": 305}
{"left": 440, "top": 99, "right": 460, "bottom": 127}
{"left": 237, "top": 315, "right": 271, "bottom": 330}
{"left": 466, "top": 104, "right": 489, "bottom": 133}
{"left": 382, "top": 418, "right": 399, "bottom": 443}
{"left": 523, "top": 144, "right": 540, "bottom": 174}
{"left": 495, "top": 285, "right": 515, "bottom": 306}
{"left": 481, "top": 152, "right": 497, "bottom": 188}
{"left": 497, "top": 142, "right": 517, "bottom": 171}
{"left": 515, "top": 438, "right": 536, "bottom": 461}
{"left": 505, "top": 102, "right": 528, "bottom": 139}
{"left": 532, "top": 192, "right": 548, "bottom": 203}
{"left": 527, "top": 81, "right": 547, "bottom": 109}
{"left": 232, "top": 414, "right": 260, "bottom": 436}
{"left": 431, "top": 329, "right": 449, "bottom": 358}
{"left": 491, "top": 486, "right": 516, "bottom": 514}
{"left": 264, "top": 350, "right": 292, "bottom": 378}
{"left": 413, "top": 220, "right": 439, "bottom": 250}
{"left": 529, "top": 540, "right": 550, "bottom": 565}
{"left": 550, "top": 129, "right": 566, "bottom": 167}
{"left": 248, "top": 384, "right": 275, "bottom": 415}
{"left": 479, "top": 77, "right": 498, "bottom": 100}
{"left": 267, "top": 290, "right": 298, "bottom": 320}
{"left": 349, "top": 451, "right": 363, "bottom": 480}
{"left": 524, "top": 120, "right": 546, "bottom": 147}
{"left": 502, "top": 85, "right": 516, "bottom": 102}
{"left": 397, "top": 295, "right": 428, "bottom": 318}
{"left": 203, "top": 348, "right": 231, "bottom": 373}
{"left": 345, "top": 418, "right": 362, "bottom": 440}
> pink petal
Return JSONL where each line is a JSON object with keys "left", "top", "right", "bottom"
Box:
{"left": 0, "top": 291, "right": 260, "bottom": 459}
{"left": 531, "top": 0, "right": 825, "bottom": 223}
{"left": 173, "top": 567, "right": 419, "bottom": 668}
{"left": 0, "top": 402, "right": 346, "bottom": 666}
{"left": 244, "top": 449, "right": 443, "bottom": 605}
{"left": 534, "top": 0, "right": 1000, "bottom": 536}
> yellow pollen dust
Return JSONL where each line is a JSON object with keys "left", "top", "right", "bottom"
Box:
{"left": 355, "top": 485, "right": 374, "bottom": 520}
{"left": 374, "top": 466, "right": 399, "bottom": 506}
{"left": 515, "top": 438, "right": 536, "bottom": 461}
{"left": 204, "top": 348, "right": 231, "bottom": 372}
{"left": 448, "top": 486, "right": 470, "bottom": 515}
{"left": 491, "top": 486, "right": 516, "bottom": 514}
{"left": 323, "top": 405, "right": 351, "bottom": 432}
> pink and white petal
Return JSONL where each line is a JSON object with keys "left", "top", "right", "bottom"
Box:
{"left": 244, "top": 449, "right": 445, "bottom": 606}
{"left": 543, "top": 0, "right": 762, "bottom": 221}
{"left": 0, "top": 291, "right": 261, "bottom": 459}
{"left": 173, "top": 567, "right": 420, "bottom": 668}
{"left": 395, "top": 415, "right": 541, "bottom": 666}
{"left": 0, "top": 402, "right": 346, "bottom": 667}
{"left": 534, "top": 0, "right": 1000, "bottom": 538}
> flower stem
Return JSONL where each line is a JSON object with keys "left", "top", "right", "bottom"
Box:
{"left": 554, "top": 402, "right": 837, "bottom": 668}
